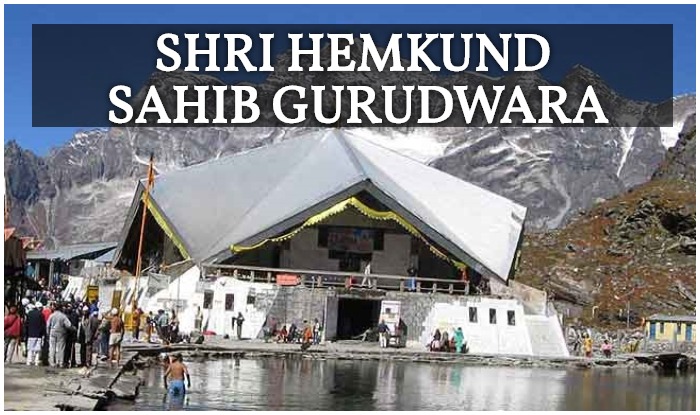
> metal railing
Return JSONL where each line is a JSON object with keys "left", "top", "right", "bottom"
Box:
{"left": 201, "top": 263, "right": 480, "bottom": 296}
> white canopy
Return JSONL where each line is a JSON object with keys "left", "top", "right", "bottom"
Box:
{"left": 116, "top": 130, "right": 527, "bottom": 282}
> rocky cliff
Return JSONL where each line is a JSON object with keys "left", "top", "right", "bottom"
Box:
{"left": 516, "top": 124, "right": 696, "bottom": 326}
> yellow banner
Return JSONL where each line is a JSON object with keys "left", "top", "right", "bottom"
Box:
{"left": 86, "top": 285, "right": 99, "bottom": 304}
{"left": 142, "top": 194, "right": 191, "bottom": 260}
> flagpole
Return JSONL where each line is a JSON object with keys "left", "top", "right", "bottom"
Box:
{"left": 132, "top": 154, "right": 155, "bottom": 321}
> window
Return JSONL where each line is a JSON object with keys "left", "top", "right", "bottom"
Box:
{"left": 203, "top": 290, "right": 214, "bottom": 309}
{"left": 659, "top": 322, "right": 665, "bottom": 334}
{"left": 677, "top": 323, "right": 682, "bottom": 335}
{"left": 225, "top": 294, "right": 235, "bottom": 311}
{"left": 469, "top": 307, "right": 478, "bottom": 323}
{"left": 489, "top": 308, "right": 497, "bottom": 324}
{"left": 373, "top": 229, "right": 384, "bottom": 251}
{"left": 317, "top": 227, "right": 329, "bottom": 247}
{"left": 247, "top": 294, "right": 256, "bottom": 305}
{"left": 507, "top": 310, "right": 516, "bottom": 326}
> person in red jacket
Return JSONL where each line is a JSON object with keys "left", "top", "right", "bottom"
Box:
{"left": 42, "top": 302, "right": 53, "bottom": 323}
{"left": 4, "top": 306, "right": 23, "bottom": 363}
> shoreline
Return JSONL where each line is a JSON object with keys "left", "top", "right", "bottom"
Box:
{"left": 122, "top": 337, "right": 693, "bottom": 372}
{"left": 3, "top": 352, "right": 142, "bottom": 411}
{"left": 5, "top": 338, "right": 692, "bottom": 411}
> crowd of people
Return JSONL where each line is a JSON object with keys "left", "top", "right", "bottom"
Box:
{"left": 145, "top": 309, "right": 184, "bottom": 345}
{"left": 3, "top": 292, "right": 193, "bottom": 370}
{"left": 428, "top": 327, "right": 467, "bottom": 353}
{"left": 567, "top": 325, "right": 623, "bottom": 358}
{"left": 264, "top": 318, "right": 323, "bottom": 346}
{"left": 4, "top": 297, "right": 126, "bottom": 368}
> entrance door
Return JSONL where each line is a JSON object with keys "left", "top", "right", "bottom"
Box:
{"left": 686, "top": 324, "right": 693, "bottom": 341}
{"left": 336, "top": 298, "right": 381, "bottom": 339}
{"left": 649, "top": 322, "right": 656, "bottom": 340}
{"left": 323, "top": 295, "right": 338, "bottom": 342}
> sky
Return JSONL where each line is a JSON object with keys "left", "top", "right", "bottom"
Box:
{"left": 4, "top": 4, "right": 697, "bottom": 155}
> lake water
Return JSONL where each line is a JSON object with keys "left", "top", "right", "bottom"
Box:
{"left": 114, "top": 358, "right": 696, "bottom": 411}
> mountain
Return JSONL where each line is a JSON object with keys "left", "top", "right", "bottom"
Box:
{"left": 3, "top": 66, "right": 696, "bottom": 248}
{"left": 516, "top": 125, "right": 696, "bottom": 326}
{"left": 652, "top": 114, "right": 696, "bottom": 182}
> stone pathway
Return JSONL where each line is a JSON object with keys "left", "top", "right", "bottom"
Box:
{"left": 3, "top": 353, "right": 141, "bottom": 411}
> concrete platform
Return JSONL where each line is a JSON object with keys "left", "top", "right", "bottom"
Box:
{"left": 3, "top": 355, "right": 141, "bottom": 411}
{"left": 122, "top": 337, "right": 634, "bottom": 369}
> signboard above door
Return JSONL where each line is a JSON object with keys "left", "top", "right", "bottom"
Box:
{"left": 276, "top": 274, "right": 300, "bottom": 286}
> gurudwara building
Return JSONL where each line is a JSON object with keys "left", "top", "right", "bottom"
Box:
{"left": 112, "top": 129, "right": 568, "bottom": 357}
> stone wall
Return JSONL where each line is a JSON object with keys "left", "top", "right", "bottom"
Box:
{"left": 133, "top": 266, "right": 568, "bottom": 357}
{"left": 644, "top": 340, "right": 696, "bottom": 354}
{"left": 266, "top": 285, "right": 330, "bottom": 329}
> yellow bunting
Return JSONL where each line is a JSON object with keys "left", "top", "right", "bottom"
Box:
{"left": 230, "top": 197, "right": 465, "bottom": 269}
{"left": 142, "top": 194, "right": 191, "bottom": 260}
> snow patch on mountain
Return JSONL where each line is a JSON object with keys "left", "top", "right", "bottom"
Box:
{"left": 660, "top": 94, "right": 697, "bottom": 148}
{"left": 355, "top": 128, "right": 452, "bottom": 163}
{"left": 617, "top": 126, "right": 637, "bottom": 177}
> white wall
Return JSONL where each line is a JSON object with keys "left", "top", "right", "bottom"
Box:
{"left": 143, "top": 266, "right": 200, "bottom": 331}
{"left": 200, "top": 277, "right": 276, "bottom": 339}
{"left": 141, "top": 266, "right": 279, "bottom": 339}
{"left": 523, "top": 313, "right": 570, "bottom": 357}
{"left": 419, "top": 298, "right": 534, "bottom": 356}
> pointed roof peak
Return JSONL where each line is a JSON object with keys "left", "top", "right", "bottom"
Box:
{"left": 117, "top": 129, "right": 526, "bottom": 282}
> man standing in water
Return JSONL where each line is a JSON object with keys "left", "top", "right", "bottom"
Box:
{"left": 164, "top": 353, "right": 191, "bottom": 396}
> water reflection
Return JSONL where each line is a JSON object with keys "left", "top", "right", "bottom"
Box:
{"left": 119, "top": 358, "right": 695, "bottom": 411}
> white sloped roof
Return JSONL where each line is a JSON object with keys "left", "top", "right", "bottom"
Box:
{"left": 344, "top": 131, "right": 526, "bottom": 280}
{"left": 123, "top": 129, "right": 526, "bottom": 282}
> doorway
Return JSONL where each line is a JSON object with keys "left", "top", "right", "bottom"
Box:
{"left": 336, "top": 298, "right": 381, "bottom": 340}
